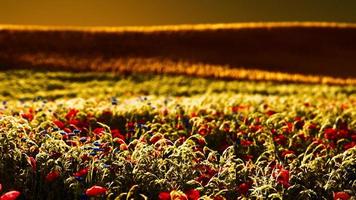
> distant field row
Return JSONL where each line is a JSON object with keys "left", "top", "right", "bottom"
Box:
{"left": 0, "top": 70, "right": 355, "bottom": 101}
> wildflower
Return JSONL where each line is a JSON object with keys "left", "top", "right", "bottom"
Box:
{"left": 308, "top": 123, "right": 318, "bottom": 130}
{"left": 274, "top": 168, "right": 290, "bottom": 188}
{"left": 237, "top": 182, "right": 250, "bottom": 195}
{"left": 249, "top": 125, "right": 262, "bottom": 132}
{"left": 283, "top": 122, "right": 293, "bottom": 133}
{"left": 93, "top": 128, "right": 105, "bottom": 136}
{"left": 126, "top": 121, "right": 135, "bottom": 130}
{"left": 190, "top": 112, "right": 197, "bottom": 117}
{"left": 45, "top": 170, "right": 60, "bottom": 182}
{"left": 274, "top": 134, "right": 287, "bottom": 145}
{"left": 53, "top": 120, "right": 65, "bottom": 129}
{"left": 240, "top": 139, "right": 253, "bottom": 147}
{"left": 150, "top": 133, "right": 163, "bottom": 144}
{"left": 85, "top": 186, "right": 107, "bottom": 197}
{"left": 0, "top": 191, "right": 21, "bottom": 200}
{"left": 281, "top": 149, "right": 295, "bottom": 158}
{"left": 158, "top": 191, "right": 171, "bottom": 200}
{"left": 65, "top": 108, "right": 79, "bottom": 120}
{"left": 198, "top": 127, "right": 208, "bottom": 136}
{"left": 266, "top": 110, "right": 276, "bottom": 116}
{"left": 21, "top": 113, "right": 34, "bottom": 121}
{"left": 333, "top": 192, "right": 350, "bottom": 200}
{"left": 337, "top": 130, "right": 349, "bottom": 139}
{"left": 324, "top": 128, "right": 337, "bottom": 140}
{"left": 185, "top": 189, "right": 200, "bottom": 200}
{"left": 111, "top": 129, "right": 125, "bottom": 140}
{"left": 73, "top": 168, "right": 89, "bottom": 177}
{"left": 344, "top": 142, "right": 355, "bottom": 150}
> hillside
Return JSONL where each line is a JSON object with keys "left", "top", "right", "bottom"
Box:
{"left": 1, "top": 22, "right": 356, "bottom": 84}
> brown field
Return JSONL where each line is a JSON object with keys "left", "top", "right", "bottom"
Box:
{"left": 0, "top": 22, "right": 356, "bottom": 84}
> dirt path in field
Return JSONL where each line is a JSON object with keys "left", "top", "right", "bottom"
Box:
{"left": 0, "top": 22, "right": 355, "bottom": 84}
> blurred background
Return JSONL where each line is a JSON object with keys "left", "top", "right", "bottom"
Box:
{"left": 1, "top": 0, "right": 356, "bottom": 26}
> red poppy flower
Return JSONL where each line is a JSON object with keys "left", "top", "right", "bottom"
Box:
{"left": 0, "top": 191, "right": 21, "bottom": 200}
{"left": 249, "top": 125, "right": 262, "bottom": 132}
{"left": 324, "top": 128, "right": 337, "bottom": 140}
{"left": 308, "top": 123, "right": 318, "bottom": 130}
{"left": 73, "top": 167, "right": 89, "bottom": 177}
{"left": 333, "top": 192, "right": 351, "bottom": 200}
{"left": 337, "top": 130, "right": 349, "bottom": 139}
{"left": 266, "top": 110, "right": 276, "bottom": 116}
{"left": 85, "top": 186, "right": 107, "bottom": 196}
{"left": 158, "top": 192, "right": 171, "bottom": 200}
{"left": 352, "top": 134, "right": 356, "bottom": 141}
{"left": 275, "top": 168, "right": 290, "bottom": 188}
{"left": 344, "top": 142, "right": 356, "bottom": 150}
{"left": 63, "top": 128, "right": 72, "bottom": 133}
{"left": 198, "top": 127, "right": 208, "bottom": 136}
{"left": 127, "top": 121, "right": 135, "bottom": 129}
{"left": 283, "top": 122, "right": 293, "bottom": 133}
{"left": 65, "top": 108, "right": 79, "bottom": 120}
{"left": 45, "top": 170, "right": 60, "bottom": 182}
{"left": 53, "top": 120, "right": 65, "bottom": 129}
{"left": 93, "top": 128, "right": 105, "bottom": 136}
{"left": 238, "top": 182, "right": 250, "bottom": 195}
{"left": 150, "top": 133, "right": 163, "bottom": 144}
{"left": 69, "top": 119, "right": 80, "bottom": 126}
{"left": 281, "top": 149, "right": 295, "bottom": 158}
{"left": 274, "top": 134, "right": 287, "bottom": 145}
{"left": 240, "top": 139, "right": 253, "bottom": 147}
{"left": 21, "top": 113, "right": 34, "bottom": 121}
{"left": 185, "top": 189, "right": 200, "bottom": 200}
{"left": 111, "top": 129, "right": 125, "bottom": 140}
{"left": 232, "top": 105, "right": 246, "bottom": 113}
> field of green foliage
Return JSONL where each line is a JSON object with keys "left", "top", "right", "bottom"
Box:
{"left": 0, "top": 70, "right": 355, "bottom": 200}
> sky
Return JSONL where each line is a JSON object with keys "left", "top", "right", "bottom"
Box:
{"left": 1, "top": 0, "right": 356, "bottom": 27}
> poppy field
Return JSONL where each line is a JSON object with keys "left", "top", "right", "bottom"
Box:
{"left": 0, "top": 70, "right": 355, "bottom": 200}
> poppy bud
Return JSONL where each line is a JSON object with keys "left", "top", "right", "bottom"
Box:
{"left": 85, "top": 186, "right": 107, "bottom": 196}
{"left": 0, "top": 191, "right": 21, "bottom": 200}
{"left": 158, "top": 191, "right": 171, "bottom": 200}
{"left": 45, "top": 170, "right": 60, "bottom": 182}
{"left": 185, "top": 189, "right": 200, "bottom": 200}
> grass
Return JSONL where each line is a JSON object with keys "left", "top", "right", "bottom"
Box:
{"left": 0, "top": 70, "right": 355, "bottom": 199}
